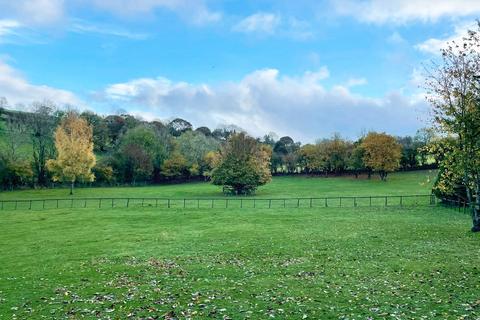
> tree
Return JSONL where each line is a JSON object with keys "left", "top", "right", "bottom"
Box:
{"left": 121, "top": 143, "right": 153, "bottom": 184}
{"left": 424, "top": 22, "right": 480, "bottom": 232}
{"left": 211, "top": 132, "right": 272, "bottom": 194}
{"left": 361, "top": 132, "right": 402, "bottom": 181}
{"left": 47, "top": 112, "right": 96, "bottom": 194}
{"left": 299, "top": 144, "right": 324, "bottom": 174}
{"left": 168, "top": 118, "right": 192, "bottom": 137}
{"left": 176, "top": 131, "right": 220, "bottom": 176}
{"left": 195, "top": 126, "right": 212, "bottom": 136}
{"left": 347, "top": 143, "right": 365, "bottom": 178}
{"left": 273, "top": 136, "right": 300, "bottom": 173}
{"left": 0, "top": 155, "right": 33, "bottom": 190}
{"left": 161, "top": 152, "right": 189, "bottom": 179}
{"left": 26, "top": 102, "right": 57, "bottom": 187}
{"left": 118, "top": 125, "right": 171, "bottom": 183}
{"left": 81, "top": 111, "right": 110, "bottom": 152}
{"left": 323, "top": 133, "right": 351, "bottom": 174}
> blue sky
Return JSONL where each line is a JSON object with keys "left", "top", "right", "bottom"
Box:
{"left": 0, "top": 0, "right": 479, "bottom": 142}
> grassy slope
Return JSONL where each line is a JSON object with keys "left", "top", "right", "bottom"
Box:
{"left": 0, "top": 170, "right": 436, "bottom": 200}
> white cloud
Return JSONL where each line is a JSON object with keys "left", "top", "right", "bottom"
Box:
{"left": 95, "top": 68, "right": 428, "bottom": 142}
{"left": 70, "top": 20, "right": 149, "bottom": 40}
{"left": 0, "top": 0, "right": 221, "bottom": 26}
{"left": 0, "top": 0, "right": 65, "bottom": 25}
{"left": 345, "top": 77, "right": 367, "bottom": 87}
{"left": 85, "top": 0, "right": 221, "bottom": 25}
{"left": 415, "top": 22, "right": 476, "bottom": 55}
{"left": 233, "top": 13, "right": 281, "bottom": 34}
{"left": 0, "top": 60, "right": 83, "bottom": 107}
{"left": 0, "top": 19, "right": 22, "bottom": 37}
{"left": 334, "top": 0, "right": 480, "bottom": 24}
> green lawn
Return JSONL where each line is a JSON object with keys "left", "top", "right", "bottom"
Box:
{"left": 0, "top": 170, "right": 436, "bottom": 200}
{"left": 1, "top": 171, "right": 479, "bottom": 319}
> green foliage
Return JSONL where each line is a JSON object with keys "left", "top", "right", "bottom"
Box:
{"left": 424, "top": 23, "right": 480, "bottom": 231}
{"left": 0, "top": 156, "right": 33, "bottom": 190}
{"left": 176, "top": 131, "right": 220, "bottom": 175}
{"left": 161, "top": 152, "right": 189, "bottom": 179}
{"left": 211, "top": 132, "right": 272, "bottom": 194}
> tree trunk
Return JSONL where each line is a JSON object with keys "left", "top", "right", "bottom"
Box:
{"left": 472, "top": 183, "right": 480, "bottom": 232}
{"left": 70, "top": 181, "right": 74, "bottom": 195}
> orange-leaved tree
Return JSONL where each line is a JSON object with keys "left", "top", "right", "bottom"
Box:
{"left": 47, "top": 112, "right": 96, "bottom": 194}
{"left": 361, "top": 132, "right": 402, "bottom": 181}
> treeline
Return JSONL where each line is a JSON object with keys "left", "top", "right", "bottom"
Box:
{"left": 0, "top": 100, "right": 435, "bottom": 190}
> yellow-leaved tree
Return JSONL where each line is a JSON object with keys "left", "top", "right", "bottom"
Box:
{"left": 361, "top": 132, "right": 402, "bottom": 181}
{"left": 47, "top": 112, "right": 96, "bottom": 194}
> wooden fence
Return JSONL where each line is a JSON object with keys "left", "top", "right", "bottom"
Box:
{"left": 0, "top": 194, "right": 439, "bottom": 211}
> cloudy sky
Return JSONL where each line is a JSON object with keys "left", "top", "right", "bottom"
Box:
{"left": 0, "top": 0, "right": 478, "bottom": 142}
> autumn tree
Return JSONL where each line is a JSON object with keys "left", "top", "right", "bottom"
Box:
{"left": 425, "top": 22, "right": 480, "bottom": 232}
{"left": 361, "top": 132, "right": 402, "bottom": 181}
{"left": 47, "top": 112, "right": 96, "bottom": 194}
{"left": 211, "top": 132, "right": 272, "bottom": 194}
{"left": 299, "top": 144, "right": 324, "bottom": 174}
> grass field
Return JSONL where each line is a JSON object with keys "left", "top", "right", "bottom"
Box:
{"left": 0, "top": 170, "right": 436, "bottom": 200}
{"left": 1, "top": 172, "right": 479, "bottom": 319}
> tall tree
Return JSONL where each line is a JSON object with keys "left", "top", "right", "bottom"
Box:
{"left": 47, "top": 112, "right": 96, "bottom": 194}
{"left": 27, "top": 102, "right": 57, "bottom": 187}
{"left": 361, "top": 132, "right": 402, "bottom": 181}
{"left": 425, "top": 22, "right": 480, "bottom": 232}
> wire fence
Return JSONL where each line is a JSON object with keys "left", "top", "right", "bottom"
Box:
{"left": 0, "top": 194, "right": 439, "bottom": 211}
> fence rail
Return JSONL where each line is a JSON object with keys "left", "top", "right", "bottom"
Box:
{"left": 0, "top": 194, "right": 439, "bottom": 211}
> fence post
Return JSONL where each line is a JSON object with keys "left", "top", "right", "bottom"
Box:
{"left": 99, "top": 199, "right": 102, "bottom": 208}
{"left": 226, "top": 199, "right": 228, "bottom": 208}
{"left": 56, "top": 199, "right": 59, "bottom": 209}
{"left": 325, "top": 198, "right": 328, "bottom": 208}
{"left": 354, "top": 197, "right": 357, "bottom": 207}
{"left": 297, "top": 199, "right": 300, "bottom": 208}
{"left": 197, "top": 199, "right": 200, "bottom": 209}
{"left": 400, "top": 196, "right": 403, "bottom": 207}
{"left": 369, "top": 196, "right": 372, "bottom": 207}
{"left": 283, "top": 199, "right": 286, "bottom": 208}
{"left": 142, "top": 198, "right": 145, "bottom": 207}
{"left": 184, "top": 199, "right": 186, "bottom": 208}
{"left": 339, "top": 197, "right": 342, "bottom": 207}
{"left": 29, "top": 200, "right": 32, "bottom": 210}
{"left": 168, "top": 199, "right": 171, "bottom": 208}
{"left": 155, "top": 199, "right": 158, "bottom": 207}
{"left": 385, "top": 196, "right": 387, "bottom": 207}
{"left": 268, "top": 199, "right": 271, "bottom": 209}
{"left": 310, "top": 198, "right": 312, "bottom": 208}
{"left": 112, "top": 198, "right": 114, "bottom": 208}
{"left": 211, "top": 199, "right": 214, "bottom": 208}
{"left": 127, "top": 198, "right": 130, "bottom": 208}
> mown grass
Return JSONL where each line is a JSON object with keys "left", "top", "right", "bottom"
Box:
{"left": 0, "top": 170, "right": 436, "bottom": 200}
{"left": 0, "top": 205, "right": 478, "bottom": 319}
{"left": 1, "top": 171, "right": 479, "bottom": 319}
